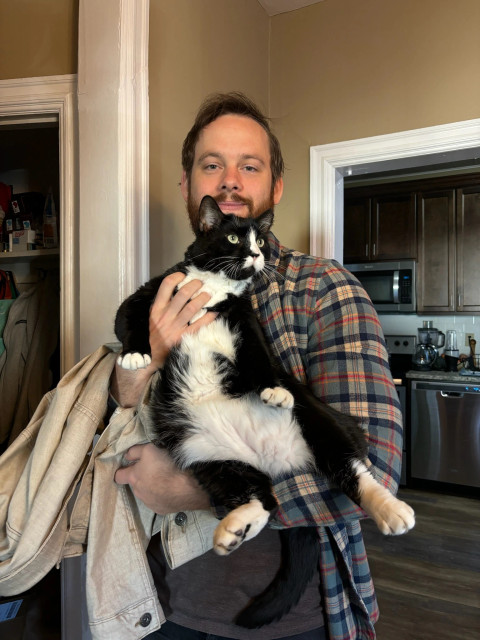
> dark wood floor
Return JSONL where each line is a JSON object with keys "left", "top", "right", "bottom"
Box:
{"left": 362, "top": 488, "right": 480, "bottom": 640}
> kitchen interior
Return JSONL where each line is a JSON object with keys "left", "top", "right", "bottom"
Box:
{"left": 344, "top": 165, "right": 480, "bottom": 639}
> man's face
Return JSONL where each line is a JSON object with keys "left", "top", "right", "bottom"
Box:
{"left": 181, "top": 114, "right": 283, "bottom": 230}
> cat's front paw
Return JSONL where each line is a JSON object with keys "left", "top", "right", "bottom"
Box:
{"left": 213, "top": 500, "right": 270, "bottom": 555}
{"left": 260, "top": 386, "right": 294, "bottom": 409}
{"left": 117, "top": 352, "right": 152, "bottom": 370}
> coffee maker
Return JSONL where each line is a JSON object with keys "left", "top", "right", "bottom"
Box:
{"left": 412, "top": 321, "right": 445, "bottom": 370}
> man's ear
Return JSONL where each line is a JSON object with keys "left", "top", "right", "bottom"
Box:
{"left": 273, "top": 177, "right": 284, "bottom": 205}
{"left": 180, "top": 171, "right": 189, "bottom": 203}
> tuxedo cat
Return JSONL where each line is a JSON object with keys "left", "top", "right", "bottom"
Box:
{"left": 114, "top": 196, "right": 415, "bottom": 628}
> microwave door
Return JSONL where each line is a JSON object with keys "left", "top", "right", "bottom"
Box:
{"left": 361, "top": 271, "right": 395, "bottom": 304}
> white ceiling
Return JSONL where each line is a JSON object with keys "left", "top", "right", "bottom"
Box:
{"left": 257, "top": 0, "right": 324, "bottom": 17}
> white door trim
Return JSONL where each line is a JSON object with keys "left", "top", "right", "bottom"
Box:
{"left": 77, "top": 0, "right": 149, "bottom": 357}
{"left": 0, "top": 74, "right": 78, "bottom": 373}
{"left": 310, "top": 118, "right": 480, "bottom": 261}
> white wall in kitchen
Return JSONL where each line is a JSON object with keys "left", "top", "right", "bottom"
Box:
{"left": 378, "top": 314, "right": 478, "bottom": 356}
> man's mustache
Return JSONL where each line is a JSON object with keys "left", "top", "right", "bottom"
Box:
{"left": 215, "top": 193, "right": 252, "bottom": 207}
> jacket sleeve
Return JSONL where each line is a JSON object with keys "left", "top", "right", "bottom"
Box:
{"left": 269, "top": 264, "right": 403, "bottom": 529}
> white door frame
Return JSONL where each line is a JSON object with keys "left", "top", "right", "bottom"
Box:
{"left": 0, "top": 74, "right": 78, "bottom": 373}
{"left": 310, "top": 119, "right": 480, "bottom": 262}
{"left": 77, "top": 0, "right": 150, "bottom": 357}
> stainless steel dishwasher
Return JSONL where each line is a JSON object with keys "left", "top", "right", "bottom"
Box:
{"left": 410, "top": 380, "right": 480, "bottom": 488}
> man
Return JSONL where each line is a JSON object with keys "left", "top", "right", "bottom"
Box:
{"left": 114, "top": 93, "right": 403, "bottom": 640}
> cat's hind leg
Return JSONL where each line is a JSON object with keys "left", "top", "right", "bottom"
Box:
{"left": 354, "top": 461, "right": 415, "bottom": 535}
{"left": 213, "top": 499, "right": 270, "bottom": 555}
{"left": 190, "top": 460, "right": 278, "bottom": 555}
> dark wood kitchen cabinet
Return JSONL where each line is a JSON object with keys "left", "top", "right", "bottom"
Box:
{"left": 417, "top": 184, "right": 480, "bottom": 313}
{"left": 416, "top": 189, "right": 455, "bottom": 313}
{"left": 345, "top": 173, "right": 480, "bottom": 314}
{"left": 344, "top": 190, "right": 416, "bottom": 262}
{"left": 456, "top": 185, "right": 480, "bottom": 313}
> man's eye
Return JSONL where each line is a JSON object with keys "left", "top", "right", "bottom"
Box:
{"left": 257, "top": 238, "right": 265, "bottom": 247}
{"left": 227, "top": 234, "right": 239, "bottom": 244}
{"left": 244, "top": 165, "right": 257, "bottom": 172}
{"left": 205, "top": 164, "right": 218, "bottom": 170}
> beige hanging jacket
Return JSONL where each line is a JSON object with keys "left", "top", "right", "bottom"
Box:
{"left": 0, "top": 345, "right": 218, "bottom": 639}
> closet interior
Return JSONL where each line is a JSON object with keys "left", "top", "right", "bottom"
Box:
{"left": 0, "top": 116, "right": 62, "bottom": 639}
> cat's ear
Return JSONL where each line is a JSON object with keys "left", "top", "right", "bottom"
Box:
{"left": 256, "top": 209, "right": 274, "bottom": 234}
{"left": 198, "top": 196, "right": 224, "bottom": 233}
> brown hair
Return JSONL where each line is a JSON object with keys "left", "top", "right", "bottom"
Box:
{"left": 182, "top": 92, "right": 284, "bottom": 185}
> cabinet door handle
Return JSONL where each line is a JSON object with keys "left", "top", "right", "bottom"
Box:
{"left": 372, "top": 243, "right": 376, "bottom": 257}
{"left": 365, "top": 244, "right": 369, "bottom": 257}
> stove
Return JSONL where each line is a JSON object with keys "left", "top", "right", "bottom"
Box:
{"left": 384, "top": 334, "right": 417, "bottom": 485}
{"left": 385, "top": 334, "right": 417, "bottom": 384}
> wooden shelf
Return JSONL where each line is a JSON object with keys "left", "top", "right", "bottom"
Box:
{"left": 0, "top": 249, "right": 59, "bottom": 262}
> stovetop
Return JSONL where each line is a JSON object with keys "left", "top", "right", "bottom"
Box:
{"left": 385, "top": 335, "right": 417, "bottom": 383}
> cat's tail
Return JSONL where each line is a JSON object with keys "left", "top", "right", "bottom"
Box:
{"left": 235, "top": 526, "right": 320, "bottom": 628}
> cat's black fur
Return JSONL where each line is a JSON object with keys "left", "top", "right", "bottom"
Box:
{"left": 115, "top": 196, "right": 414, "bottom": 628}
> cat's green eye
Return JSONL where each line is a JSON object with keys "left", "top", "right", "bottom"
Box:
{"left": 227, "top": 234, "right": 239, "bottom": 244}
{"left": 257, "top": 238, "right": 265, "bottom": 248}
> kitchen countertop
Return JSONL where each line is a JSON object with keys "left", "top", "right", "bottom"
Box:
{"left": 406, "top": 369, "right": 480, "bottom": 383}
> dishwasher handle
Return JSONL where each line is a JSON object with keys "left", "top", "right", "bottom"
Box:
{"left": 440, "top": 391, "right": 464, "bottom": 398}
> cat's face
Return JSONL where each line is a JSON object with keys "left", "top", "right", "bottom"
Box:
{"left": 187, "top": 196, "right": 273, "bottom": 281}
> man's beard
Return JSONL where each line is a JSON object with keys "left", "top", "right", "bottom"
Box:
{"left": 187, "top": 190, "right": 275, "bottom": 233}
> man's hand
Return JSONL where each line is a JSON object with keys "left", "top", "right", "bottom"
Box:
{"left": 148, "top": 272, "right": 217, "bottom": 369}
{"left": 111, "top": 272, "right": 217, "bottom": 408}
{"left": 114, "top": 444, "right": 211, "bottom": 514}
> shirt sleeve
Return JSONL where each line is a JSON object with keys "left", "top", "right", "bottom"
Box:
{"left": 269, "top": 262, "right": 403, "bottom": 529}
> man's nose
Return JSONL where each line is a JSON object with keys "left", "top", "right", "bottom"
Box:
{"left": 221, "top": 168, "right": 241, "bottom": 191}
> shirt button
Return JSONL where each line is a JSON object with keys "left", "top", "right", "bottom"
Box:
{"left": 139, "top": 613, "right": 152, "bottom": 627}
{"left": 174, "top": 512, "right": 187, "bottom": 527}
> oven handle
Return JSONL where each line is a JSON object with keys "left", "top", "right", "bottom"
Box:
{"left": 440, "top": 391, "right": 464, "bottom": 398}
{"left": 392, "top": 270, "right": 400, "bottom": 303}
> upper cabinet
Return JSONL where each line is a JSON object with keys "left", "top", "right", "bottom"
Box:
{"left": 344, "top": 188, "right": 416, "bottom": 263}
{"left": 416, "top": 188, "right": 455, "bottom": 313}
{"left": 344, "top": 173, "right": 480, "bottom": 314}
{"left": 456, "top": 185, "right": 480, "bottom": 313}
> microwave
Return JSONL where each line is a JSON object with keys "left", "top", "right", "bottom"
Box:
{"left": 344, "top": 260, "right": 416, "bottom": 313}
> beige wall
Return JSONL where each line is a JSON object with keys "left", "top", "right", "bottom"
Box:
{"left": 270, "top": 0, "right": 480, "bottom": 253}
{"left": 0, "top": 0, "right": 78, "bottom": 80}
{"left": 3, "top": 0, "right": 478, "bottom": 266}
{"left": 148, "top": 0, "right": 270, "bottom": 274}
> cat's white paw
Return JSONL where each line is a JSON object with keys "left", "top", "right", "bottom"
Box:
{"left": 373, "top": 496, "right": 416, "bottom": 536}
{"left": 117, "top": 352, "right": 152, "bottom": 370}
{"left": 213, "top": 499, "right": 270, "bottom": 555}
{"left": 355, "top": 462, "right": 415, "bottom": 535}
{"left": 260, "top": 386, "right": 294, "bottom": 409}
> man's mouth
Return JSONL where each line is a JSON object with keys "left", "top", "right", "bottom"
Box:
{"left": 215, "top": 195, "right": 251, "bottom": 215}
{"left": 217, "top": 200, "right": 247, "bottom": 213}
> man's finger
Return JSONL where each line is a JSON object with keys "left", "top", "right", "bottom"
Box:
{"left": 151, "top": 272, "right": 186, "bottom": 311}
{"left": 185, "top": 310, "right": 218, "bottom": 333}
{"left": 114, "top": 466, "right": 132, "bottom": 485}
{"left": 121, "top": 444, "right": 145, "bottom": 464}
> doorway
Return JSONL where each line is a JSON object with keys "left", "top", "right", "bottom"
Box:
{"left": 310, "top": 118, "right": 480, "bottom": 262}
{"left": 0, "top": 74, "right": 78, "bottom": 373}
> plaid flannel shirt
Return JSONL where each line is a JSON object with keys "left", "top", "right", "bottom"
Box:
{"left": 251, "top": 233, "right": 402, "bottom": 640}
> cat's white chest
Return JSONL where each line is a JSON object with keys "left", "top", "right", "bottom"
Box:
{"left": 178, "top": 266, "right": 251, "bottom": 322}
